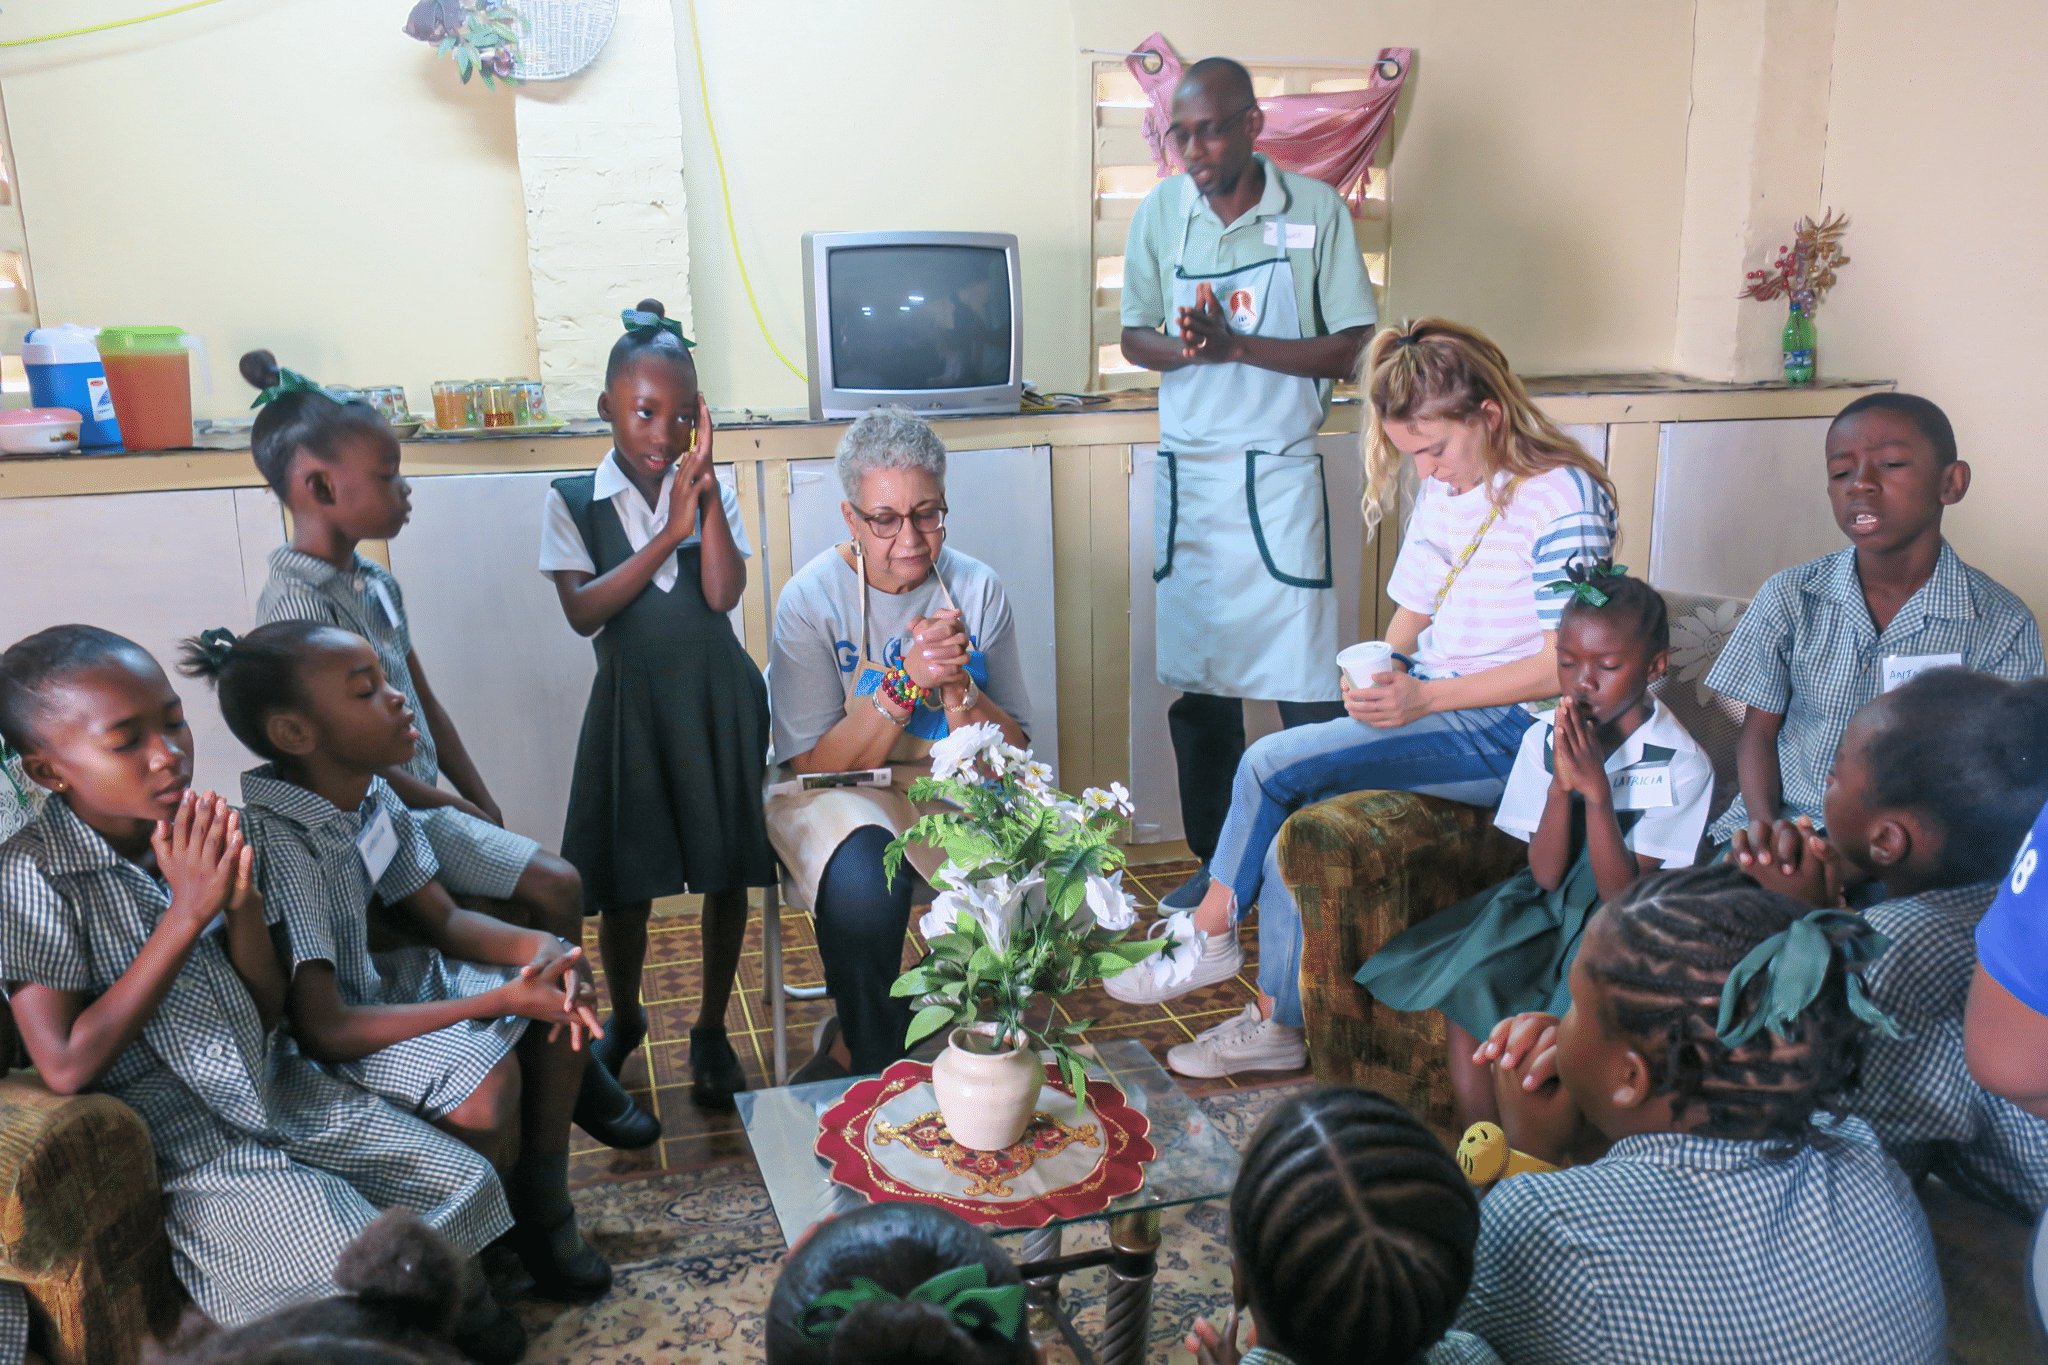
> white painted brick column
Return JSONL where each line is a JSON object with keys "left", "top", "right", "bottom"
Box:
{"left": 513, "top": 0, "right": 693, "bottom": 420}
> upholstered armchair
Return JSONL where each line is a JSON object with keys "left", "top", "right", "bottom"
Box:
{"left": 1279, "top": 591, "right": 1748, "bottom": 1137}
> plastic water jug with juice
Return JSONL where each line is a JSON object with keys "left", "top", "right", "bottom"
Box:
{"left": 96, "top": 325, "right": 206, "bottom": 451}
{"left": 22, "top": 325, "right": 121, "bottom": 450}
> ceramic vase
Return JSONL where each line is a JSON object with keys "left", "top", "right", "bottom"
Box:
{"left": 932, "top": 1026, "right": 1044, "bottom": 1151}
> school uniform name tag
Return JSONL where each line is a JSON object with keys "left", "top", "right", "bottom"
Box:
{"left": 356, "top": 808, "right": 400, "bottom": 884}
{"left": 1882, "top": 652, "right": 1963, "bottom": 692}
{"left": 367, "top": 578, "right": 401, "bottom": 630}
{"left": 1611, "top": 767, "right": 1674, "bottom": 810}
{"left": 1262, "top": 221, "right": 1316, "bottom": 249}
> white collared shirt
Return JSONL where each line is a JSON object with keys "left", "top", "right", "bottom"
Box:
{"left": 1491, "top": 697, "right": 1715, "bottom": 868}
{"left": 537, "top": 449, "right": 751, "bottom": 593}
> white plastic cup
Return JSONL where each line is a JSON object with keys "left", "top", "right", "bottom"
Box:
{"left": 1337, "top": 640, "right": 1396, "bottom": 690}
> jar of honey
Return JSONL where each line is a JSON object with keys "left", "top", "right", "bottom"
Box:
{"left": 480, "top": 381, "right": 517, "bottom": 429}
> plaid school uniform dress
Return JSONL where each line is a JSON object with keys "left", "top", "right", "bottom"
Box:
{"left": 0, "top": 799, "right": 509, "bottom": 1328}
{"left": 257, "top": 546, "right": 540, "bottom": 899}
{"left": 241, "top": 767, "right": 526, "bottom": 1121}
{"left": 1705, "top": 541, "right": 2042, "bottom": 843}
{"left": 1438, "top": 1115, "right": 1945, "bottom": 1365}
{"left": 1858, "top": 882, "right": 2048, "bottom": 1219}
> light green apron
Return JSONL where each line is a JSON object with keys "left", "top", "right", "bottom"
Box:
{"left": 1154, "top": 209, "right": 1338, "bottom": 703}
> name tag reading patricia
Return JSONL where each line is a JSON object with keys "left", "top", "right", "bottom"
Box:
{"left": 1611, "top": 767, "right": 1674, "bottom": 810}
{"left": 356, "top": 807, "right": 400, "bottom": 885}
{"left": 1882, "top": 652, "right": 1964, "bottom": 693}
{"left": 1261, "top": 221, "right": 1316, "bottom": 249}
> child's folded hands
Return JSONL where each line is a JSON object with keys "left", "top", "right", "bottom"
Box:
{"left": 1730, "top": 815, "right": 1844, "bottom": 906}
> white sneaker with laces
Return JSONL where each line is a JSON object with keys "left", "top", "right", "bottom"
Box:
{"left": 1166, "top": 1004, "right": 1307, "bottom": 1079}
{"left": 1102, "top": 912, "right": 1245, "bottom": 1005}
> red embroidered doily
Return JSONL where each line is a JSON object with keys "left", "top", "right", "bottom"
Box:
{"left": 814, "top": 1058, "right": 1156, "bottom": 1229}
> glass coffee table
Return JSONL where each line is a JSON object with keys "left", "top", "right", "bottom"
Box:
{"left": 735, "top": 1037, "right": 1240, "bottom": 1365}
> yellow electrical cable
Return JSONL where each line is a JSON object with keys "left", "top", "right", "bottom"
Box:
{"left": 684, "top": 0, "right": 807, "bottom": 382}
{"left": 0, "top": 0, "right": 228, "bottom": 48}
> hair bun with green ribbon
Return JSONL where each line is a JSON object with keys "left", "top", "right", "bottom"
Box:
{"left": 1541, "top": 557, "right": 1631, "bottom": 609}
{"left": 799, "top": 1263, "right": 1026, "bottom": 1343}
{"left": 1715, "top": 906, "right": 1901, "bottom": 1049}
{"left": 620, "top": 307, "right": 696, "bottom": 351}
{"left": 248, "top": 366, "right": 336, "bottom": 410}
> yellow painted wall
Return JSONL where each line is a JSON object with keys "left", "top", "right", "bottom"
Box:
{"left": 1816, "top": 0, "right": 2048, "bottom": 614}
{"left": 0, "top": 0, "right": 538, "bottom": 420}
{"left": 674, "top": 0, "right": 1697, "bottom": 408}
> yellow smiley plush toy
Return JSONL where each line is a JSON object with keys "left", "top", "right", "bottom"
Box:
{"left": 1456, "top": 1121, "right": 1559, "bottom": 1189}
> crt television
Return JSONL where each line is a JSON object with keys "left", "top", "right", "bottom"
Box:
{"left": 802, "top": 230, "right": 1022, "bottom": 420}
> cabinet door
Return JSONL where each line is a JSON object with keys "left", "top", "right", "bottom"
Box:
{"left": 784, "top": 446, "right": 1060, "bottom": 776}
{"left": 0, "top": 487, "right": 278, "bottom": 799}
{"left": 1652, "top": 419, "right": 1838, "bottom": 599}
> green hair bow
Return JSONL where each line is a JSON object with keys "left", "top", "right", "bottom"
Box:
{"left": 1542, "top": 558, "right": 1631, "bottom": 609}
{"left": 799, "top": 1264, "right": 1026, "bottom": 1343}
{"left": 249, "top": 366, "right": 333, "bottom": 409}
{"left": 620, "top": 308, "right": 696, "bottom": 350}
{"left": 1715, "top": 907, "right": 1902, "bottom": 1049}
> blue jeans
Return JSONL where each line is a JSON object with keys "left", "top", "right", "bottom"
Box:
{"left": 1208, "top": 705, "right": 1535, "bottom": 1026}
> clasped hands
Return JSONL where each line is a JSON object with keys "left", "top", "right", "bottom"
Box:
{"left": 900, "top": 608, "right": 973, "bottom": 705}
{"left": 1177, "top": 281, "right": 1245, "bottom": 364}
{"left": 506, "top": 936, "right": 604, "bottom": 1051}
{"left": 1729, "top": 814, "right": 1848, "bottom": 907}
{"left": 658, "top": 393, "right": 719, "bottom": 546}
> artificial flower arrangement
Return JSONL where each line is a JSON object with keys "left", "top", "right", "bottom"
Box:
{"left": 1739, "top": 209, "right": 1852, "bottom": 311}
{"left": 885, "top": 723, "right": 1165, "bottom": 1108}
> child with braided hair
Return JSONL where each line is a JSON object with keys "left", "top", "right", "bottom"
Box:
{"left": 1458, "top": 863, "right": 1944, "bottom": 1364}
{"left": 1733, "top": 668, "right": 2048, "bottom": 1218}
{"left": 764, "top": 1202, "right": 1031, "bottom": 1365}
{"left": 1185, "top": 1086, "right": 1498, "bottom": 1365}
{"left": 1359, "top": 564, "right": 1714, "bottom": 1128}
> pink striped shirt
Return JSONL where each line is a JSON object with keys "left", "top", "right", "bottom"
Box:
{"left": 1387, "top": 464, "right": 1617, "bottom": 679}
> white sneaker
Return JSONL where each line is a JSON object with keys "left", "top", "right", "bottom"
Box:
{"left": 1102, "top": 912, "right": 1245, "bottom": 1005}
{"left": 1166, "top": 1005, "right": 1308, "bottom": 1079}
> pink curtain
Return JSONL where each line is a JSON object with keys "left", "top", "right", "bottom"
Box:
{"left": 1126, "top": 33, "right": 1412, "bottom": 217}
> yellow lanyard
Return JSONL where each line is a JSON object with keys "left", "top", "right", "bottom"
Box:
{"left": 1431, "top": 484, "right": 1515, "bottom": 614}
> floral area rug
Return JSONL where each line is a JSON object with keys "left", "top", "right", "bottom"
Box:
{"left": 513, "top": 1082, "right": 1309, "bottom": 1365}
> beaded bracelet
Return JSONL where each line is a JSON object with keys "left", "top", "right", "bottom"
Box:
{"left": 880, "top": 665, "right": 929, "bottom": 711}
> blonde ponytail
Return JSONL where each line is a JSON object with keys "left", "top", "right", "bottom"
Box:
{"left": 1358, "top": 319, "right": 1617, "bottom": 541}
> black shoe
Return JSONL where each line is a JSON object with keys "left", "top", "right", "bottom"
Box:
{"left": 689, "top": 1026, "right": 748, "bottom": 1110}
{"left": 790, "top": 1016, "right": 848, "bottom": 1087}
{"left": 573, "top": 1059, "right": 661, "bottom": 1150}
{"left": 449, "top": 1295, "right": 526, "bottom": 1365}
{"left": 1158, "top": 869, "right": 1211, "bottom": 911}
{"left": 510, "top": 1217, "right": 612, "bottom": 1304}
{"left": 590, "top": 1011, "right": 646, "bottom": 1080}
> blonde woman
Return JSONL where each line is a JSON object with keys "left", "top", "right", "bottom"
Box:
{"left": 1111, "top": 319, "right": 1620, "bottom": 1080}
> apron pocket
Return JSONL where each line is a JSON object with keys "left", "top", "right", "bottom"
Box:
{"left": 1245, "top": 449, "right": 1333, "bottom": 588}
{"left": 1153, "top": 450, "right": 1180, "bottom": 582}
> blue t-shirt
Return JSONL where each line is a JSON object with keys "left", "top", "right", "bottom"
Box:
{"left": 1979, "top": 799, "right": 2048, "bottom": 1014}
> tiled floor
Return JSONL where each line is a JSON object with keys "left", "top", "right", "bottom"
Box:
{"left": 566, "top": 855, "right": 1313, "bottom": 1186}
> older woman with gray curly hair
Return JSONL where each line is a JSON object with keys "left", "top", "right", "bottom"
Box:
{"left": 765, "top": 408, "right": 1032, "bottom": 1079}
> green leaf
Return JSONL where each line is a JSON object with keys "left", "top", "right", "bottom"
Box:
{"left": 905, "top": 1004, "right": 956, "bottom": 1047}
{"left": 438, "top": 35, "right": 456, "bottom": 57}
{"left": 1059, "top": 1018, "right": 1094, "bottom": 1035}
{"left": 892, "top": 967, "right": 952, "bottom": 997}
{"left": 1057, "top": 1047, "right": 1090, "bottom": 1102}
{"left": 927, "top": 932, "right": 974, "bottom": 964}
{"left": 967, "top": 946, "right": 1000, "bottom": 977}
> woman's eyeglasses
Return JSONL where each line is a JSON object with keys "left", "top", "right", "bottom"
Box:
{"left": 853, "top": 503, "right": 948, "bottom": 538}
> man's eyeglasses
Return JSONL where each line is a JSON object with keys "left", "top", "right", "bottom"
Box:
{"left": 1164, "top": 103, "right": 1257, "bottom": 151}
{"left": 853, "top": 503, "right": 948, "bottom": 538}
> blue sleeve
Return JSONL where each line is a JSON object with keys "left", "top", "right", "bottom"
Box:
{"left": 1980, "top": 806, "right": 2048, "bottom": 1015}
{"left": 1528, "top": 470, "right": 1618, "bottom": 630}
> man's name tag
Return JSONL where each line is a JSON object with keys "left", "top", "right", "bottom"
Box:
{"left": 1262, "top": 221, "right": 1316, "bottom": 249}
{"left": 1611, "top": 766, "right": 1674, "bottom": 810}
{"left": 356, "top": 807, "right": 400, "bottom": 885}
{"left": 1882, "top": 652, "right": 1963, "bottom": 693}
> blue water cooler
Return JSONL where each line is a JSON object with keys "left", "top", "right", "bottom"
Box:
{"left": 22, "top": 326, "right": 122, "bottom": 451}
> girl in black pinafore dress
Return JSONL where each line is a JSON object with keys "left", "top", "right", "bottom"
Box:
{"left": 542, "top": 299, "right": 773, "bottom": 1112}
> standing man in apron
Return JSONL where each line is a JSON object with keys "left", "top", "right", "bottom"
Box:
{"left": 1121, "top": 56, "right": 1379, "bottom": 909}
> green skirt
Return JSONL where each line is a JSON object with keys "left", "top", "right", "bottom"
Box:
{"left": 1354, "top": 842, "right": 1601, "bottom": 1040}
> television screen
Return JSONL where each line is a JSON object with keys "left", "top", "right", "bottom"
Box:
{"left": 826, "top": 245, "right": 1013, "bottom": 391}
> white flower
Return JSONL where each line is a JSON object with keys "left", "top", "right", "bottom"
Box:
{"left": 1133, "top": 910, "right": 1206, "bottom": 990}
{"left": 1082, "top": 870, "right": 1138, "bottom": 931}
{"left": 929, "top": 721, "right": 1006, "bottom": 781}
{"left": 916, "top": 871, "right": 1046, "bottom": 955}
{"left": 1106, "top": 781, "right": 1133, "bottom": 816}
{"left": 1019, "top": 760, "right": 1054, "bottom": 788}
{"left": 1668, "top": 601, "right": 1744, "bottom": 706}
